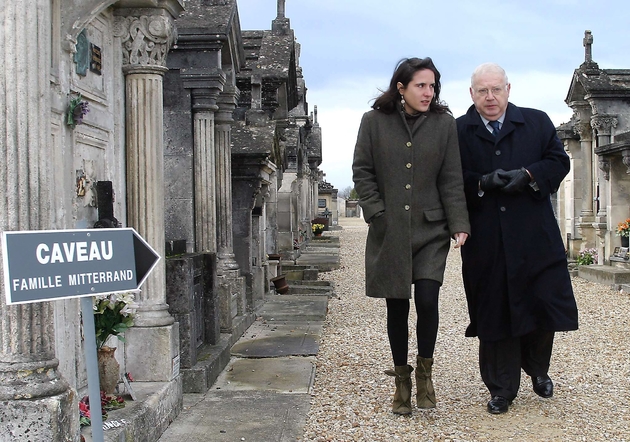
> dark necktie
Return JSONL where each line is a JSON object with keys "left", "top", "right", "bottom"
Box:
{"left": 489, "top": 120, "right": 501, "bottom": 137}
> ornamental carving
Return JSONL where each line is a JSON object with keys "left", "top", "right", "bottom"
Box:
{"left": 591, "top": 115, "right": 618, "bottom": 134}
{"left": 573, "top": 122, "right": 592, "bottom": 139}
{"left": 113, "top": 15, "right": 176, "bottom": 68}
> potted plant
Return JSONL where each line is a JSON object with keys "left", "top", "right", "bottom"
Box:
{"left": 576, "top": 248, "right": 598, "bottom": 266}
{"left": 93, "top": 292, "right": 137, "bottom": 393}
{"left": 312, "top": 223, "right": 325, "bottom": 236}
{"left": 616, "top": 218, "right": 630, "bottom": 247}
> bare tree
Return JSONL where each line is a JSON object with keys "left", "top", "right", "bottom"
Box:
{"left": 338, "top": 186, "right": 353, "bottom": 199}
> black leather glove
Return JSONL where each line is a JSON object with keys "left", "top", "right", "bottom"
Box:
{"left": 480, "top": 169, "right": 508, "bottom": 191}
{"left": 498, "top": 167, "right": 531, "bottom": 193}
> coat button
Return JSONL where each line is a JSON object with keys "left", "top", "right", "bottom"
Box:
{"left": 404, "top": 205, "right": 410, "bottom": 210}
{"left": 405, "top": 184, "right": 411, "bottom": 190}
{"left": 406, "top": 163, "right": 412, "bottom": 169}
{"left": 500, "top": 206, "right": 506, "bottom": 212}
{"left": 495, "top": 150, "right": 501, "bottom": 156}
{"left": 406, "top": 142, "right": 412, "bottom": 147}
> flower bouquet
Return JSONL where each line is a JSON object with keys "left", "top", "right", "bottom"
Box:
{"left": 67, "top": 94, "right": 89, "bottom": 128}
{"left": 93, "top": 291, "right": 138, "bottom": 350}
{"left": 616, "top": 218, "right": 630, "bottom": 237}
{"left": 79, "top": 392, "right": 126, "bottom": 427}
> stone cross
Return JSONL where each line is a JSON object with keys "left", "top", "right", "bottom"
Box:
{"left": 277, "top": 0, "right": 285, "bottom": 18}
{"left": 583, "top": 30, "right": 593, "bottom": 63}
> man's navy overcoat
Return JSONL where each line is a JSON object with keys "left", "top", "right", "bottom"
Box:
{"left": 456, "top": 103, "right": 578, "bottom": 341}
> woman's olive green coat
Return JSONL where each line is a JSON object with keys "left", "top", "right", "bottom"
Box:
{"left": 352, "top": 108, "right": 470, "bottom": 299}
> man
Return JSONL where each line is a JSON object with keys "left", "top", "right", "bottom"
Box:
{"left": 456, "top": 63, "right": 578, "bottom": 414}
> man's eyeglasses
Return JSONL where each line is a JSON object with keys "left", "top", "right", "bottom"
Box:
{"left": 474, "top": 87, "right": 506, "bottom": 97}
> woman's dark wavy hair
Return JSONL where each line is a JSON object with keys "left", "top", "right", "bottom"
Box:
{"left": 372, "top": 57, "right": 451, "bottom": 115}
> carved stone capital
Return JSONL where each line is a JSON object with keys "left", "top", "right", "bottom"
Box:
{"left": 591, "top": 115, "right": 618, "bottom": 135}
{"left": 181, "top": 68, "right": 226, "bottom": 112}
{"left": 574, "top": 122, "right": 592, "bottom": 140}
{"left": 216, "top": 85, "right": 240, "bottom": 124}
{"left": 113, "top": 12, "right": 177, "bottom": 70}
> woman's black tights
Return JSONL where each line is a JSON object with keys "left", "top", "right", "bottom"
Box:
{"left": 386, "top": 279, "right": 440, "bottom": 366}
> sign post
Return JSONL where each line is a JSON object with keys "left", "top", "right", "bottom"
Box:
{"left": 81, "top": 296, "right": 105, "bottom": 440}
{"left": 2, "top": 228, "right": 160, "bottom": 442}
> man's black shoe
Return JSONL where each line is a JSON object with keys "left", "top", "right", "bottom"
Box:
{"left": 532, "top": 375, "right": 553, "bottom": 398}
{"left": 487, "top": 396, "right": 510, "bottom": 414}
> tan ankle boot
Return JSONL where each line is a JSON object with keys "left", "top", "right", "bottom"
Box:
{"left": 416, "top": 356, "right": 436, "bottom": 409}
{"left": 384, "top": 364, "right": 414, "bottom": 415}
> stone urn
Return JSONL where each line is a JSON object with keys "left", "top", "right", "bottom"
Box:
{"left": 271, "top": 275, "right": 289, "bottom": 294}
{"left": 97, "top": 346, "right": 120, "bottom": 394}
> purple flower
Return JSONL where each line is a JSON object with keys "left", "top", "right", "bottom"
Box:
{"left": 67, "top": 94, "right": 89, "bottom": 128}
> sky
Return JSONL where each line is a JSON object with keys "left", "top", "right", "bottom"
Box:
{"left": 236, "top": 0, "right": 630, "bottom": 192}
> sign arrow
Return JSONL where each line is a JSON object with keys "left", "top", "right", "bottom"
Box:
{"left": 2, "top": 228, "right": 160, "bottom": 305}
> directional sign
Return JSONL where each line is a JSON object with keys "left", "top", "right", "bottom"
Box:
{"left": 2, "top": 228, "right": 160, "bottom": 305}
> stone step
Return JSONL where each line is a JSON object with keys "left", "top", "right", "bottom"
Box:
{"left": 578, "top": 264, "right": 630, "bottom": 288}
{"left": 81, "top": 381, "right": 182, "bottom": 442}
{"left": 242, "top": 294, "right": 329, "bottom": 322}
{"left": 290, "top": 279, "right": 332, "bottom": 286}
{"left": 180, "top": 312, "right": 256, "bottom": 393}
{"left": 281, "top": 265, "right": 320, "bottom": 281}
{"left": 286, "top": 285, "right": 334, "bottom": 297}
{"left": 310, "top": 236, "right": 339, "bottom": 245}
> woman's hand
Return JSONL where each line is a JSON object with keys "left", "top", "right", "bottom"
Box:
{"left": 452, "top": 232, "right": 469, "bottom": 249}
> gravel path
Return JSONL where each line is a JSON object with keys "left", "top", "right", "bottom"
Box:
{"left": 302, "top": 218, "right": 630, "bottom": 441}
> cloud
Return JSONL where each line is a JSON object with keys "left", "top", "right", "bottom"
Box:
{"left": 313, "top": 70, "right": 576, "bottom": 191}
{"left": 236, "top": 0, "right": 629, "bottom": 191}
{"left": 504, "top": 70, "right": 575, "bottom": 126}
{"left": 317, "top": 107, "right": 364, "bottom": 191}
{"left": 310, "top": 78, "right": 385, "bottom": 190}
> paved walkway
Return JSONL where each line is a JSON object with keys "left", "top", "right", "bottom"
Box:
{"left": 156, "top": 233, "right": 338, "bottom": 441}
{"left": 155, "top": 216, "right": 630, "bottom": 441}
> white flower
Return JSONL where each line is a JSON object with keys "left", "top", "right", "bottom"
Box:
{"left": 116, "top": 291, "right": 136, "bottom": 305}
{"left": 120, "top": 303, "right": 138, "bottom": 316}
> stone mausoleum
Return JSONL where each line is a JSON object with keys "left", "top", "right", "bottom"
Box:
{"left": 558, "top": 31, "right": 630, "bottom": 285}
{"left": 0, "top": 0, "right": 326, "bottom": 440}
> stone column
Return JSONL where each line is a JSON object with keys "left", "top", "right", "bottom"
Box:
{"left": 181, "top": 71, "right": 226, "bottom": 252}
{"left": 216, "top": 85, "right": 240, "bottom": 272}
{"left": 0, "top": 2, "right": 75, "bottom": 440}
{"left": 265, "top": 170, "right": 279, "bottom": 255}
{"left": 592, "top": 115, "right": 617, "bottom": 264}
{"left": 194, "top": 110, "right": 217, "bottom": 251}
{"left": 114, "top": 9, "right": 178, "bottom": 382}
{"left": 575, "top": 121, "right": 594, "bottom": 218}
{"left": 592, "top": 115, "right": 617, "bottom": 219}
{"left": 574, "top": 120, "right": 596, "bottom": 250}
{"left": 215, "top": 85, "right": 246, "bottom": 332}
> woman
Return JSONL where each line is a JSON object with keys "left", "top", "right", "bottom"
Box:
{"left": 352, "top": 57, "right": 470, "bottom": 415}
